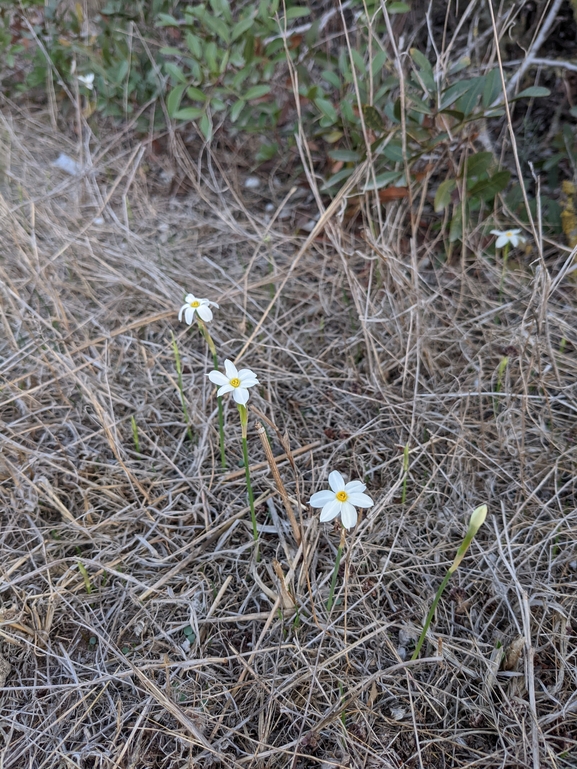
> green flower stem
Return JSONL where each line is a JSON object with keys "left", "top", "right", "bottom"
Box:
{"left": 499, "top": 242, "right": 510, "bottom": 301}
{"left": 412, "top": 509, "right": 486, "bottom": 660}
{"left": 238, "top": 404, "right": 258, "bottom": 542}
{"left": 411, "top": 569, "right": 452, "bottom": 660}
{"left": 401, "top": 442, "right": 410, "bottom": 505}
{"left": 197, "top": 320, "right": 226, "bottom": 468}
{"left": 327, "top": 526, "right": 346, "bottom": 612}
{"left": 171, "top": 332, "right": 194, "bottom": 443}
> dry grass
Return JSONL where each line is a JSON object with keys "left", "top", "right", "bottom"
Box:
{"left": 0, "top": 103, "right": 576, "bottom": 769}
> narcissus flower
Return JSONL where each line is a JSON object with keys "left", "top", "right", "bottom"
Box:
{"left": 178, "top": 293, "right": 219, "bottom": 325}
{"left": 77, "top": 73, "right": 95, "bottom": 90}
{"left": 309, "top": 471, "right": 374, "bottom": 530}
{"left": 490, "top": 229, "right": 525, "bottom": 249}
{"left": 208, "top": 359, "right": 259, "bottom": 405}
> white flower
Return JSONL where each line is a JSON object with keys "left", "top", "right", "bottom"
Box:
{"left": 208, "top": 359, "right": 259, "bottom": 405}
{"left": 178, "top": 293, "right": 219, "bottom": 324}
{"left": 77, "top": 73, "right": 95, "bottom": 90}
{"left": 309, "top": 470, "right": 374, "bottom": 530}
{"left": 490, "top": 229, "right": 525, "bottom": 249}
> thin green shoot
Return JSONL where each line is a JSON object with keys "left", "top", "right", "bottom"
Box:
{"left": 401, "top": 442, "right": 410, "bottom": 504}
{"left": 498, "top": 242, "right": 510, "bottom": 301}
{"left": 327, "top": 526, "right": 346, "bottom": 612}
{"left": 238, "top": 404, "right": 258, "bottom": 542}
{"left": 78, "top": 561, "right": 92, "bottom": 594}
{"left": 171, "top": 332, "right": 194, "bottom": 443}
{"left": 131, "top": 415, "right": 140, "bottom": 456}
{"left": 412, "top": 504, "right": 487, "bottom": 660}
{"left": 197, "top": 320, "right": 226, "bottom": 468}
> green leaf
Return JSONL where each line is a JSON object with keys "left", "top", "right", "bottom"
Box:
{"left": 341, "top": 99, "right": 355, "bottom": 122}
{"left": 382, "top": 141, "right": 403, "bottom": 162}
{"left": 167, "top": 84, "right": 187, "bottom": 117}
{"left": 464, "top": 151, "right": 493, "bottom": 178}
{"left": 388, "top": 2, "right": 410, "bottom": 13}
{"left": 205, "top": 41, "right": 218, "bottom": 72}
{"left": 371, "top": 50, "right": 388, "bottom": 77}
{"left": 449, "top": 206, "right": 462, "bottom": 242}
{"left": 512, "top": 86, "right": 551, "bottom": 100}
{"left": 255, "top": 141, "right": 278, "bottom": 162}
{"left": 434, "top": 178, "right": 456, "bottom": 212}
{"left": 230, "top": 98, "right": 246, "bottom": 122}
{"left": 363, "top": 170, "right": 403, "bottom": 191}
{"left": 454, "top": 76, "right": 485, "bottom": 116}
{"left": 185, "top": 32, "right": 202, "bottom": 59}
{"left": 322, "top": 70, "right": 342, "bottom": 89}
{"left": 157, "top": 13, "right": 179, "bottom": 26}
{"left": 209, "top": 0, "right": 232, "bottom": 22}
{"left": 408, "top": 94, "right": 431, "bottom": 114}
{"left": 202, "top": 13, "right": 230, "bottom": 44}
{"left": 440, "top": 77, "right": 478, "bottom": 110}
{"left": 314, "top": 97, "right": 338, "bottom": 123}
{"left": 468, "top": 170, "right": 510, "bottom": 200}
{"left": 350, "top": 49, "right": 365, "bottom": 74}
{"left": 231, "top": 16, "right": 255, "bottom": 41}
{"left": 164, "top": 62, "right": 187, "bottom": 84}
{"left": 187, "top": 86, "right": 207, "bottom": 101}
{"left": 160, "top": 46, "right": 183, "bottom": 56}
{"left": 174, "top": 106, "right": 206, "bottom": 120}
{"left": 199, "top": 112, "right": 213, "bottom": 140}
{"left": 482, "top": 68, "right": 501, "bottom": 107}
{"left": 285, "top": 6, "right": 310, "bottom": 19}
{"left": 362, "top": 105, "right": 384, "bottom": 131}
{"left": 322, "top": 167, "right": 355, "bottom": 189}
{"left": 245, "top": 84, "right": 271, "bottom": 100}
{"left": 410, "top": 47, "right": 435, "bottom": 91}
{"left": 328, "top": 149, "right": 362, "bottom": 162}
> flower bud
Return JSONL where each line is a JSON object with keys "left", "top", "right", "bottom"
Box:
{"left": 468, "top": 504, "right": 487, "bottom": 536}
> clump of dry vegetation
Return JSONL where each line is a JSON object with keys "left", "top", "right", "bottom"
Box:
{"left": 1, "top": 2, "right": 577, "bottom": 766}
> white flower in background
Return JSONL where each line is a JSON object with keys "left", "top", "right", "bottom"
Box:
{"left": 309, "top": 470, "right": 374, "bottom": 530}
{"left": 208, "top": 359, "right": 259, "bottom": 405}
{"left": 178, "top": 293, "right": 219, "bottom": 325}
{"left": 77, "top": 73, "right": 95, "bottom": 90}
{"left": 490, "top": 229, "right": 525, "bottom": 249}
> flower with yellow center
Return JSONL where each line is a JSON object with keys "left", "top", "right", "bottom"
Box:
{"left": 178, "top": 292, "right": 219, "bottom": 325}
{"left": 490, "top": 228, "right": 525, "bottom": 249}
{"left": 309, "top": 470, "right": 374, "bottom": 530}
{"left": 208, "top": 359, "right": 259, "bottom": 405}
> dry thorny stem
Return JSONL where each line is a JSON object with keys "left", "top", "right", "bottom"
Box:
{"left": 1, "top": 7, "right": 577, "bottom": 768}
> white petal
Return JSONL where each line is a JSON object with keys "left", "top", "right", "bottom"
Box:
{"left": 208, "top": 370, "right": 229, "bottom": 386}
{"left": 509, "top": 235, "right": 519, "bottom": 247}
{"left": 238, "top": 377, "right": 259, "bottom": 388}
{"left": 233, "top": 387, "right": 250, "bottom": 405}
{"left": 224, "top": 359, "right": 238, "bottom": 379}
{"left": 217, "top": 384, "right": 234, "bottom": 397}
{"left": 509, "top": 229, "right": 521, "bottom": 235}
{"left": 340, "top": 502, "right": 358, "bottom": 529}
{"left": 309, "top": 490, "right": 335, "bottom": 508}
{"left": 178, "top": 304, "right": 187, "bottom": 322}
{"left": 184, "top": 293, "right": 196, "bottom": 303}
{"left": 208, "top": 300, "right": 219, "bottom": 308}
{"left": 197, "top": 304, "right": 213, "bottom": 322}
{"left": 345, "top": 480, "right": 366, "bottom": 494}
{"left": 490, "top": 229, "right": 504, "bottom": 236}
{"left": 495, "top": 235, "right": 508, "bottom": 249}
{"left": 237, "top": 368, "right": 258, "bottom": 382}
{"left": 347, "top": 492, "right": 374, "bottom": 508}
{"left": 328, "top": 471, "right": 345, "bottom": 493}
{"left": 319, "top": 499, "right": 342, "bottom": 522}
{"left": 184, "top": 306, "right": 195, "bottom": 325}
